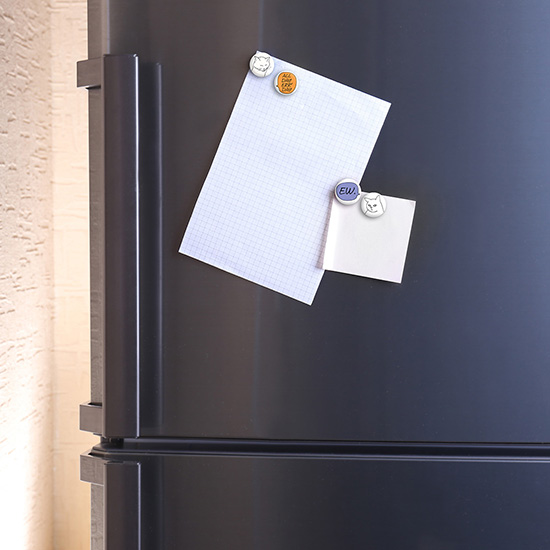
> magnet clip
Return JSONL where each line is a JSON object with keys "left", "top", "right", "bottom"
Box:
{"left": 334, "top": 179, "right": 361, "bottom": 205}
{"left": 249, "top": 52, "right": 275, "bottom": 77}
{"left": 360, "top": 192, "right": 387, "bottom": 217}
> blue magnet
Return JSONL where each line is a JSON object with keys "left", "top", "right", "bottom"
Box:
{"left": 334, "top": 179, "right": 361, "bottom": 205}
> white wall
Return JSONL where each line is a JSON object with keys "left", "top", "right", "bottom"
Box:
{"left": 0, "top": 0, "right": 92, "bottom": 548}
{"left": 0, "top": 1, "right": 54, "bottom": 547}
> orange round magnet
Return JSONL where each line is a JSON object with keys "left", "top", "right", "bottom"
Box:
{"left": 274, "top": 71, "right": 298, "bottom": 95}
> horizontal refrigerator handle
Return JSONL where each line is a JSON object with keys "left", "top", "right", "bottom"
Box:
{"left": 78, "top": 55, "right": 141, "bottom": 438}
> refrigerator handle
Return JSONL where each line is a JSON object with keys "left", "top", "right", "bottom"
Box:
{"left": 81, "top": 452, "right": 142, "bottom": 550}
{"left": 78, "top": 55, "right": 140, "bottom": 438}
{"left": 104, "top": 460, "right": 142, "bottom": 550}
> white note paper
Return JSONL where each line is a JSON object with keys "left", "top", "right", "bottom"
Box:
{"left": 179, "top": 56, "right": 391, "bottom": 304}
{"left": 323, "top": 194, "right": 416, "bottom": 283}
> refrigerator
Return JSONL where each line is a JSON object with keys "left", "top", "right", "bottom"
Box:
{"left": 77, "top": 1, "right": 550, "bottom": 548}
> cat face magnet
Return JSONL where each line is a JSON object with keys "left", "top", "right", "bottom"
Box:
{"left": 360, "top": 192, "right": 387, "bottom": 218}
{"left": 249, "top": 52, "right": 275, "bottom": 77}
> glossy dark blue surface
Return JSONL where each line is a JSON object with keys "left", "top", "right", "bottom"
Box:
{"left": 97, "top": 0, "right": 550, "bottom": 442}
{"left": 89, "top": 444, "right": 550, "bottom": 550}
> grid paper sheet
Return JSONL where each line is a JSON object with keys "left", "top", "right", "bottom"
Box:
{"left": 179, "top": 56, "right": 390, "bottom": 304}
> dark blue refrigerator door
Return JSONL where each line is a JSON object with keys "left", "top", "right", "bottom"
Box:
{"left": 82, "top": 445, "right": 550, "bottom": 550}
{"left": 82, "top": 0, "right": 550, "bottom": 442}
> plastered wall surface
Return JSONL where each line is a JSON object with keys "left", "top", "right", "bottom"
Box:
{"left": 0, "top": 1, "right": 54, "bottom": 548}
{"left": 0, "top": 0, "right": 92, "bottom": 548}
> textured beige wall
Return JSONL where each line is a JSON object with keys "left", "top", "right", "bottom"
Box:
{"left": 0, "top": 0, "right": 92, "bottom": 549}
{"left": 0, "top": 1, "right": 54, "bottom": 548}
{"left": 51, "top": 1, "right": 94, "bottom": 549}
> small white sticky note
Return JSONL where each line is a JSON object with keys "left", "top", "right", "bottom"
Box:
{"left": 323, "top": 194, "right": 416, "bottom": 283}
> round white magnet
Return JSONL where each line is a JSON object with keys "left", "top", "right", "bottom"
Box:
{"left": 334, "top": 179, "right": 361, "bottom": 205}
{"left": 249, "top": 52, "right": 275, "bottom": 77}
{"left": 274, "top": 71, "right": 298, "bottom": 95}
{"left": 360, "top": 192, "right": 387, "bottom": 218}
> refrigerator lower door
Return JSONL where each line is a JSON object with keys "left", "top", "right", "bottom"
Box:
{"left": 82, "top": 447, "right": 550, "bottom": 550}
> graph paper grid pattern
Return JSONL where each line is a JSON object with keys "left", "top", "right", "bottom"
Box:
{"left": 179, "top": 56, "right": 390, "bottom": 304}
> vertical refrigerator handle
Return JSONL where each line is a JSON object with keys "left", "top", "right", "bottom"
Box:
{"left": 103, "top": 54, "right": 140, "bottom": 438}
{"left": 81, "top": 452, "right": 142, "bottom": 550}
{"left": 78, "top": 55, "right": 140, "bottom": 438}
{"left": 104, "top": 461, "right": 142, "bottom": 550}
